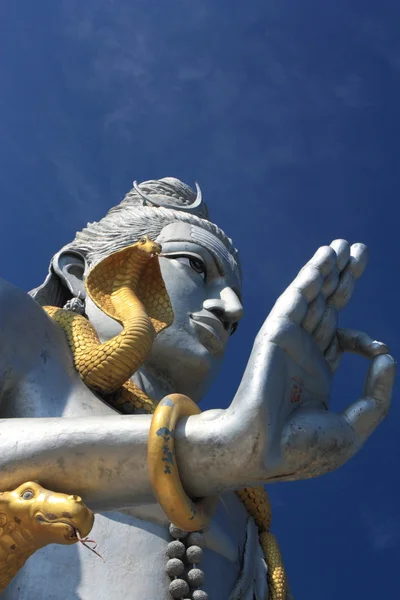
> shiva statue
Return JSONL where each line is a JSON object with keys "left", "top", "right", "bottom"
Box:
{"left": 0, "top": 177, "right": 394, "bottom": 599}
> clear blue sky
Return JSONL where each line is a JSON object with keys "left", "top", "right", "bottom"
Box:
{"left": 1, "top": 1, "right": 399, "bottom": 597}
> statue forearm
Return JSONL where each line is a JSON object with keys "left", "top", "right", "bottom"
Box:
{"left": 175, "top": 408, "right": 260, "bottom": 497}
{"left": 0, "top": 411, "right": 250, "bottom": 511}
{"left": 0, "top": 416, "right": 150, "bottom": 511}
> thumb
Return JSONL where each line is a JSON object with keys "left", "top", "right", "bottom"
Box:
{"left": 363, "top": 353, "right": 396, "bottom": 402}
{"left": 343, "top": 353, "right": 396, "bottom": 440}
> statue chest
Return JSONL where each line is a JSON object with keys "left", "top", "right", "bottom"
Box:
{"left": 0, "top": 317, "right": 118, "bottom": 419}
{"left": 0, "top": 308, "right": 268, "bottom": 599}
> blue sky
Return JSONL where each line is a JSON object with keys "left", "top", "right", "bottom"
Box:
{"left": 1, "top": 0, "right": 399, "bottom": 597}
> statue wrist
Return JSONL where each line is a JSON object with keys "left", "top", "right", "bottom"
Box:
{"left": 174, "top": 409, "right": 258, "bottom": 497}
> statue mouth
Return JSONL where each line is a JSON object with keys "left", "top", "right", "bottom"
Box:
{"left": 190, "top": 311, "right": 229, "bottom": 355}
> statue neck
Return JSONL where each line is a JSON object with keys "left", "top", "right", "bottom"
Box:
{"left": 132, "top": 366, "right": 174, "bottom": 403}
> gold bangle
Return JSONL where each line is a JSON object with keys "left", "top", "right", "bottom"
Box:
{"left": 148, "top": 393, "right": 217, "bottom": 531}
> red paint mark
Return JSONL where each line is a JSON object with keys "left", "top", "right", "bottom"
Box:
{"left": 290, "top": 376, "right": 304, "bottom": 403}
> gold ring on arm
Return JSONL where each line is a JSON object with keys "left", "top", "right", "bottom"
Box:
{"left": 148, "top": 393, "right": 217, "bottom": 531}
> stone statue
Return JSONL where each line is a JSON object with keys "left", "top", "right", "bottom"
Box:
{"left": 0, "top": 177, "right": 395, "bottom": 599}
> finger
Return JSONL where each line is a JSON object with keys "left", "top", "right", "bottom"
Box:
{"left": 308, "top": 245, "right": 337, "bottom": 277}
{"left": 321, "top": 267, "right": 339, "bottom": 298}
{"left": 291, "top": 266, "right": 324, "bottom": 303}
{"left": 270, "top": 246, "right": 337, "bottom": 324}
{"left": 269, "top": 288, "right": 308, "bottom": 324}
{"left": 327, "top": 243, "right": 369, "bottom": 311}
{"left": 337, "top": 328, "right": 389, "bottom": 359}
{"left": 324, "top": 334, "right": 342, "bottom": 372}
{"left": 326, "top": 270, "right": 356, "bottom": 312}
{"left": 290, "top": 246, "right": 337, "bottom": 303}
{"left": 343, "top": 354, "right": 395, "bottom": 439}
{"left": 347, "top": 243, "right": 369, "bottom": 279}
{"left": 302, "top": 294, "right": 326, "bottom": 333}
{"left": 329, "top": 239, "right": 350, "bottom": 272}
{"left": 313, "top": 305, "right": 338, "bottom": 352}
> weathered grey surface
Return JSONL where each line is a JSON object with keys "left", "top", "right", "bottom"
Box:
{"left": 0, "top": 178, "right": 395, "bottom": 598}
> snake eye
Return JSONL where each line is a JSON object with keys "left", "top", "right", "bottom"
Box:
{"left": 21, "top": 490, "right": 34, "bottom": 500}
{"left": 139, "top": 237, "right": 147, "bottom": 244}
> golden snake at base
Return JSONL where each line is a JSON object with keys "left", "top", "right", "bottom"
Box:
{"left": 43, "top": 235, "right": 287, "bottom": 599}
{"left": 0, "top": 481, "right": 94, "bottom": 592}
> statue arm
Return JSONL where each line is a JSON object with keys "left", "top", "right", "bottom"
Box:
{"left": 0, "top": 277, "right": 242, "bottom": 509}
{"left": 0, "top": 356, "right": 238, "bottom": 511}
{"left": 0, "top": 412, "right": 244, "bottom": 510}
{"left": 0, "top": 278, "right": 254, "bottom": 505}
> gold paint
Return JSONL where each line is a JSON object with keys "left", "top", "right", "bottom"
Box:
{"left": 44, "top": 236, "right": 173, "bottom": 412}
{"left": 260, "top": 532, "right": 287, "bottom": 600}
{"left": 0, "top": 482, "right": 93, "bottom": 592}
{"left": 148, "top": 393, "right": 217, "bottom": 531}
{"left": 150, "top": 396, "right": 288, "bottom": 599}
{"left": 239, "top": 487, "right": 288, "bottom": 599}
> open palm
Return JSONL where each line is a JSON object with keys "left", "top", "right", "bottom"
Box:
{"left": 231, "top": 240, "right": 395, "bottom": 483}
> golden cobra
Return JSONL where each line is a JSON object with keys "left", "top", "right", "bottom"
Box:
{"left": 43, "top": 235, "right": 287, "bottom": 600}
{"left": 44, "top": 236, "right": 174, "bottom": 414}
{"left": 0, "top": 481, "right": 94, "bottom": 592}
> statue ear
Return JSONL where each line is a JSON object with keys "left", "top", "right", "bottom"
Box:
{"left": 52, "top": 250, "right": 87, "bottom": 299}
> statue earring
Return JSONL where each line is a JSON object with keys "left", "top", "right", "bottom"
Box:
{"left": 63, "top": 292, "right": 85, "bottom": 315}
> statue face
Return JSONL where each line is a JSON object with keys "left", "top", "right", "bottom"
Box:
{"left": 84, "top": 222, "right": 243, "bottom": 401}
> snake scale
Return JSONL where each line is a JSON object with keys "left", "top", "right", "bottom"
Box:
{"left": 43, "top": 235, "right": 287, "bottom": 599}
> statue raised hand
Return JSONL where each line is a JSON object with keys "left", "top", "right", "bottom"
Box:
{"left": 222, "top": 239, "right": 396, "bottom": 485}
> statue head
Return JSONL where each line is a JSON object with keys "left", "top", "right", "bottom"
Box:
{"left": 30, "top": 178, "right": 243, "bottom": 401}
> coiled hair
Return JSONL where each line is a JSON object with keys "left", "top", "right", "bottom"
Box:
{"left": 30, "top": 177, "right": 241, "bottom": 306}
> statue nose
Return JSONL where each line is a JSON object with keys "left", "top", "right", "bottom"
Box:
{"left": 67, "top": 494, "right": 82, "bottom": 503}
{"left": 203, "top": 287, "right": 244, "bottom": 326}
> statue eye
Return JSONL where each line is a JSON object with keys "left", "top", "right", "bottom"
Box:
{"left": 189, "top": 257, "right": 206, "bottom": 276}
{"left": 174, "top": 256, "right": 207, "bottom": 280}
{"left": 21, "top": 490, "right": 34, "bottom": 500}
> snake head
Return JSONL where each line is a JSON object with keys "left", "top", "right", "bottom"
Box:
{"left": 137, "top": 236, "right": 162, "bottom": 258}
{"left": 5, "top": 482, "right": 94, "bottom": 548}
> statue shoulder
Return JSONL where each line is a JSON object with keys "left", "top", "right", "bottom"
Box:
{"left": 0, "top": 277, "right": 46, "bottom": 322}
{"left": 0, "top": 277, "right": 54, "bottom": 374}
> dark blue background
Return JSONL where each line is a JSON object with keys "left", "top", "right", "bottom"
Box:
{"left": 1, "top": 1, "right": 399, "bottom": 597}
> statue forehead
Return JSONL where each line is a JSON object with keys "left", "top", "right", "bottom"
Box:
{"left": 157, "top": 223, "right": 241, "bottom": 288}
